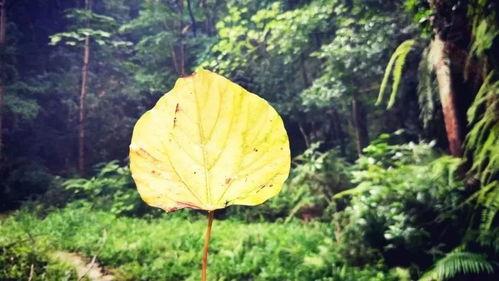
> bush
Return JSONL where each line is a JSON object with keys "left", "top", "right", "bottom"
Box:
{"left": 333, "top": 135, "right": 468, "bottom": 271}
{"left": 61, "top": 161, "right": 157, "bottom": 216}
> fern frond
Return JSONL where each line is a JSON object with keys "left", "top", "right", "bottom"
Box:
{"left": 464, "top": 71, "right": 499, "bottom": 230}
{"left": 377, "top": 39, "right": 417, "bottom": 108}
{"left": 469, "top": 17, "right": 499, "bottom": 59}
{"left": 466, "top": 72, "right": 499, "bottom": 124}
{"left": 387, "top": 41, "right": 416, "bottom": 108}
{"left": 419, "top": 250, "right": 494, "bottom": 281}
{"left": 478, "top": 180, "right": 499, "bottom": 230}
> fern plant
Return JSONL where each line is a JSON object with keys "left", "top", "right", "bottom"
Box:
{"left": 465, "top": 71, "right": 499, "bottom": 230}
{"left": 419, "top": 248, "right": 495, "bottom": 281}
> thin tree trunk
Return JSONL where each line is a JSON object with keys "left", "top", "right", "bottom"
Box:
{"left": 177, "top": 0, "right": 185, "bottom": 76}
{"left": 186, "top": 0, "right": 196, "bottom": 36}
{"left": 78, "top": 0, "right": 91, "bottom": 174}
{"left": 0, "top": 0, "right": 6, "bottom": 161}
{"left": 430, "top": 36, "right": 463, "bottom": 156}
{"left": 352, "top": 95, "right": 369, "bottom": 156}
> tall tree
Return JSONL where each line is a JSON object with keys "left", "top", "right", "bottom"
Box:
{"left": 429, "top": 35, "right": 463, "bottom": 156}
{"left": 78, "top": 0, "right": 92, "bottom": 174}
{"left": 174, "top": 0, "right": 185, "bottom": 76}
{"left": 427, "top": 0, "right": 469, "bottom": 156}
{"left": 50, "top": 0, "right": 129, "bottom": 173}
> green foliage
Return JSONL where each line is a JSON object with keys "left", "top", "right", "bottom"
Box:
{"left": 0, "top": 204, "right": 399, "bottom": 281}
{"left": 377, "top": 39, "right": 417, "bottom": 109}
{"left": 465, "top": 72, "right": 499, "bottom": 230}
{"left": 292, "top": 143, "right": 350, "bottom": 196}
{"left": 62, "top": 161, "right": 148, "bottom": 216}
{"left": 301, "top": 2, "right": 403, "bottom": 108}
{"left": 403, "top": 0, "right": 432, "bottom": 36}
{"left": 334, "top": 134, "right": 466, "bottom": 268}
{"left": 49, "top": 6, "right": 127, "bottom": 47}
{"left": 468, "top": 0, "right": 499, "bottom": 59}
{"left": 0, "top": 242, "right": 77, "bottom": 280}
{"left": 3, "top": 93, "right": 40, "bottom": 121}
{"left": 0, "top": 211, "right": 77, "bottom": 280}
{"left": 120, "top": 0, "right": 223, "bottom": 93}
{"left": 419, "top": 248, "right": 495, "bottom": 281}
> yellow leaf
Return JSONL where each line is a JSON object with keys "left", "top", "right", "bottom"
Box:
{"left": 129, "top": 69, "right": 290, "bottom": 211}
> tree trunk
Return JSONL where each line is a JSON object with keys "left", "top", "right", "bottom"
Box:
{"left": 78, "top": 0, "right": 91, "bottom": 174}
{"left": 428, "top": 0, "right": 468, "bottom": 156}
{"left": 0, "top": 0, "right": 6, "bottom": 161}
{"left": 430, "top": 36, "right": 463, "bottom": 156}
{"left": 352, "top": 95, "right": 369, "bottom": 156}
{"left": 177, "top": 0, "right": 185, "bottom": 76}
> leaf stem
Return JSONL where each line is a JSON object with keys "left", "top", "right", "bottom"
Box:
{"left": 202, "top": 210, "right": 214, "bottom": 281}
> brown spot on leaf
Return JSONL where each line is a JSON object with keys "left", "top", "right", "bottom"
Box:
{"left": 225, "top": 177, "right": 232, "bottom": 185}
{"left": 177, "top": 201, "right": 201, "bottom": 209}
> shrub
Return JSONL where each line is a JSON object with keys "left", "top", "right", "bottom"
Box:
{"left": 334, "top": 135, "right": 468, "bottom": 271}
{"left": 61, "top": 161, "right": 156, "bottom": 216}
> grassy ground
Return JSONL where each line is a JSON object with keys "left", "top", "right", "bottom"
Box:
{"left": 1, "top": 203, "right": 395, "bottom": 281}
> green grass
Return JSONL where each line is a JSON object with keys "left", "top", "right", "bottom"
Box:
{"left": 1, "top": 203, "right": 396, "bottom": 281}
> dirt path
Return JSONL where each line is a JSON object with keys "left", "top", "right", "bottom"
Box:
{"left": 51, "top": 251, "right": 115, "bottom": 281}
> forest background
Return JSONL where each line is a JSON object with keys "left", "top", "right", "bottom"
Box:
{"left": 0, "top": 0, "right": 498, "bottom": 280}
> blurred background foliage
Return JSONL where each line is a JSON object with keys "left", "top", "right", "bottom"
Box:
{"left": 0, "top": 0, "right": 498, "bottom": 280}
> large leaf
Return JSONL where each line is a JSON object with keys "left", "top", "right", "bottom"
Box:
{"left": 130, "top": 69, "right": 290, "bottom": 211}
